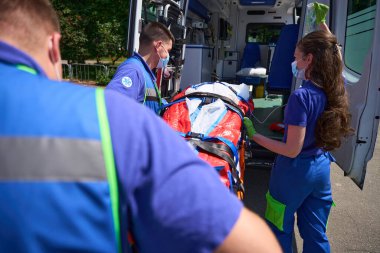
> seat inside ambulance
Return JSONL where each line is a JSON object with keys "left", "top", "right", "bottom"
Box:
{"left": 236, "top": 42, "right": 265, "bottom": 85}
{"left": 266, "top": 24, "right": 299, "bottom": 100}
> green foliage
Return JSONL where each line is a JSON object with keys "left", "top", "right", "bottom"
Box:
{"left": 92, "top": 20, "right": 126, "bottom": 65}
{"left": 51, "top": 0, "right": 129, "bottom": 64}
{"left": 96, "top": 66, "right": 117, "bottom": 86}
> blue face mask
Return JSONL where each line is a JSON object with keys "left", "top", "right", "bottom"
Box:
{"left": 291, "top": 60, "right": 305, "bottom": 80}
{"left": 156, "top": 45, "right": 170, "bottom": 69}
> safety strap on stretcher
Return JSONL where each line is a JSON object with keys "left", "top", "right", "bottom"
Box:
{"left": 180, "top": 131, "right": 244, "bottom": 193}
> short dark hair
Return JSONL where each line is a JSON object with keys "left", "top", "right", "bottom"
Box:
{"left": 139, "top": 22, "right": 175, "bottom": 47}
{"left": 0, "top": 0, "right": 60, "bottom": 50}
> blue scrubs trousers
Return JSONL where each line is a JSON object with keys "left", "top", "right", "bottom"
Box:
{"left": 266, "top": 152, "right": 335, "bottom": 253}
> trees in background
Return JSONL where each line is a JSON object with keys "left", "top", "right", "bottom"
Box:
{"left": 52, "top": 0, "right": 129, "bottom": 64}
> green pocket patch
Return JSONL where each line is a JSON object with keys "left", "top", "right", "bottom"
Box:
{"left": 265, "top": 191, "right": 286, "bottom": 231}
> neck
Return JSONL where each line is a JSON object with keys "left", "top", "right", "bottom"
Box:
{"left": 138, "top": 49, "right": 157, "bottom": 70}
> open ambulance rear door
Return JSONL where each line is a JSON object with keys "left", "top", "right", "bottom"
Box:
{"left": 299, "top": 0, "right": 379, "bottom": 189}
{"left": 127, "top": 0, "right": 189, "bottom": 95}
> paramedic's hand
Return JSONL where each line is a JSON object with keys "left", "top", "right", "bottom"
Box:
{"left": 244, "top": 117, "right": 256, "bottom": 139}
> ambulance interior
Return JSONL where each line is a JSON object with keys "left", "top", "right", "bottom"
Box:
{"left": 179, "top": 0, "right": 307, "bottom": 166}
{"left": 136, "top": 0, "right": 379, "bottom": 188}
{"left": 141, "top": 0, "right": 315, "bottom": 140}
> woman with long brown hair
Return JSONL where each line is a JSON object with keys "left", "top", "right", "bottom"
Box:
{"left": 244, "top": 28, "right": 353, "bottom": 253}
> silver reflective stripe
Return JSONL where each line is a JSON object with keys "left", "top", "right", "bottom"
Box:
{"left": 145, "top": 87, "right": 157, "bottom": 97}
{"left": 0, "top": 137, "right": 106, "bottom": 180}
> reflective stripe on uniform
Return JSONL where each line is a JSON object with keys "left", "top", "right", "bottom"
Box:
{"left": 145, "top": 87, "right": 158, "bottom": 97}
{"left": 0, "top": 137, "right": 105, "bottom": 180}
{"left": 96, "top": 88, "right": 121, "bottom": 253}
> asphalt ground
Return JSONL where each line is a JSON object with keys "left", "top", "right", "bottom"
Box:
{"left": 243, "top": 128, "right": 380, "bottom": 253}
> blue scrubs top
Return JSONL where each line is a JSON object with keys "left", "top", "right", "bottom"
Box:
{"left": 283, "top": 80, "right": 327, "bottom": 156}
{"left": 0, "top": 40, "right": 243, "bottom": 253}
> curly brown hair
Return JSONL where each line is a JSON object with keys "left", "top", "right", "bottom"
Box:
{"left": 297, "top": 30, "right": 354, "bottom": 151}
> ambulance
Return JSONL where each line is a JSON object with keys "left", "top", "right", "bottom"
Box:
{"left": 127, "top": 0, "right": 379, "bottom": 189}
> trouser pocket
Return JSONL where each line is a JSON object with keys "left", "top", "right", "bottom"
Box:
{"left": 265, "top": 191, "right": 286, "bottom": 232}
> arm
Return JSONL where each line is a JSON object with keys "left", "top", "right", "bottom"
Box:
{"left": 244, "top": 117, "right": 305, "bottom": 158}
{"left": 252, "top": 125, "right": 305, "bottom": 158}
{"left": 214, "top": 208, "right": 282, "bottom": 253}
{"left": 245, "top": 90, "right": 308, "bottom": 158}
{"left": 319, "top": 22, "right": 331, "bottom": 34}
{"left": 106, "top": 65, "right": 145, "bottom": 102}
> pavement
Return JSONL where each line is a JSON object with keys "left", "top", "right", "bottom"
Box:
{"left": 243, "top": 128, "right": 380, "bottom": 253}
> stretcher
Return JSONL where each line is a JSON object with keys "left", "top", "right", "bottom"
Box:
{"left": 161, "top": 82, "right": 253, "bottom": 199}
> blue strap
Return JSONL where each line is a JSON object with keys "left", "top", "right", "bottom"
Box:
{"left": 190, "top": 106, "right": 201, "bottom": 125}
{"left": 225, "top": 103, "right": 244, "bottom": 120}
{"left": 204, "top": 109, "right": 227, "bottom": 136}
{"left": 214, "top": 166, "right": 225, "bottom": 172}
{"left": 227, "top": 171, "right": 234, "bottom": 192}
{"left": 180, "top": 131, "right": 239, "bottom": 166}
{"left": 160, "top": 97, "right": 187, "bottom": 111}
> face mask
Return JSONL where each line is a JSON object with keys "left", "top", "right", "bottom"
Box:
{"left": 156, "top": 45, "right": 170, "bottom": 69}
{"left": 291, "top": 60, "right": 305, "bottom": 80}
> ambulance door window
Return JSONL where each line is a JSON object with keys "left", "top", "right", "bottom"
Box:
{"left": 344, "top": 0, "right": 377, "bottom": 74}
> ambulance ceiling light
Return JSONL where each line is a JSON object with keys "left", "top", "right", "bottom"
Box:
{"left": 239, "top": 0, "right": 277, "bottom": 6}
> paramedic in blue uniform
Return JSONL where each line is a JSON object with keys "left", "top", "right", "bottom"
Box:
{"left": 244, "top": 29, "right": 353, "bottom": 253}
{"left": 0, "top": 1, "right": 282, "bottom": 253}
{"left": 106, "top": 22, "right": 173, "bottom": 115}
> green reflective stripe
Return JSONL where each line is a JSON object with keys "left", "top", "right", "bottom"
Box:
{"left": 0, "top": 137, "right": 105, "bottom": 180}
{"left": 95, "top": 88, "right": 121, "bottom": 253}
{"left": 265, "top": 191, "right": 286, "bottom": 232}
{"left": 143, "top": 79, "right": 147, "bottom": 104}
{"left": 143, "top": 80, "right": 162, "bottom": 106}
{"left": 153, "top": 80, "right": 162, "bottom": 106}
{"left": 16, "top": 64, "right": 37, "bottom": 75}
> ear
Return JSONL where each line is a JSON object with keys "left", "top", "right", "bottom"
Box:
{"left": 49, "top": 32, "right": 62, "bottom": 64}
{"left": 154, "top": 40, "right": 163, "bottom": 50}
{"left": 305, "top": 53, "right": 313, "bottom": 65}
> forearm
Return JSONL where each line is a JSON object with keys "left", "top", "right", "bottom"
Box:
{"left": 244, "top": 118, "right": 304, "bottom": 158}
{"left": 252, "top": 133, "right": 300, "bottom": 158}
{"left": 215, "top": 208, "right": 282, "bottom": 253}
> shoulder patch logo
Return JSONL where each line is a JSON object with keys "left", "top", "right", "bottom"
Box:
{"left": 121, "top": 76, "right": 133, "bottom": 88}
